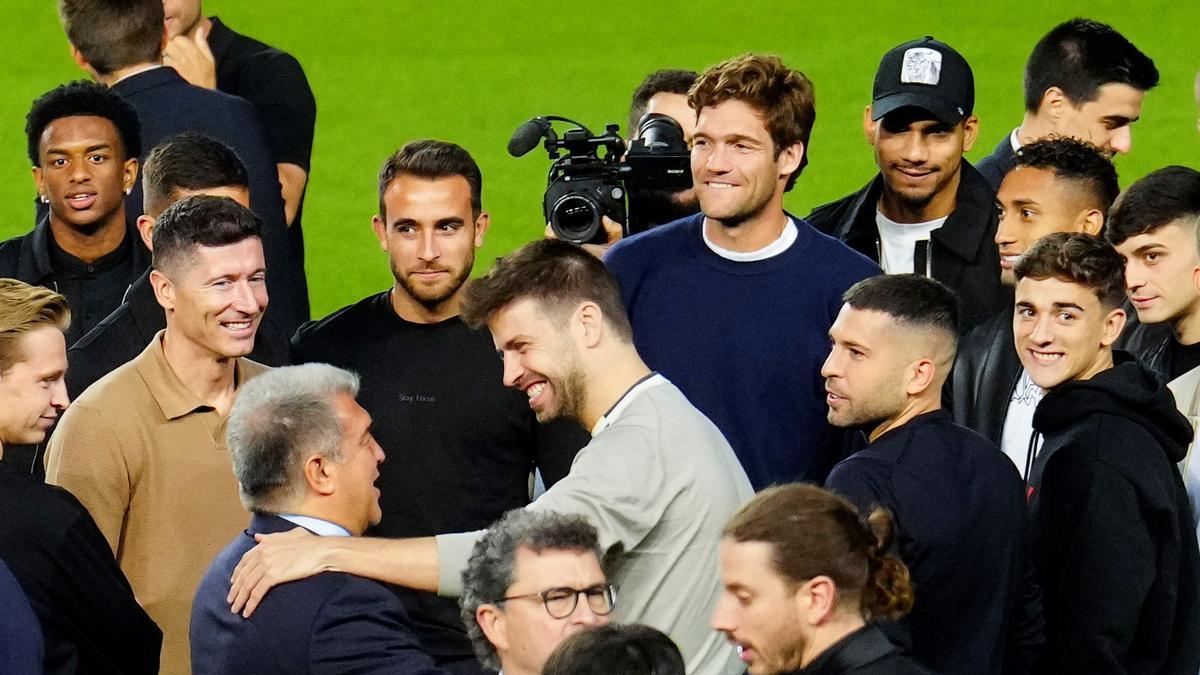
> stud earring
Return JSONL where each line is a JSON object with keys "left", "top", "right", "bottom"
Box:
{"left": 39, "top": 194, "right": 49, "bottom": 204}
{"left": 124, "top": 186, "right": 132, "bottom": 195}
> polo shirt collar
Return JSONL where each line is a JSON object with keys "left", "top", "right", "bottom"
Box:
{"left": 21, "top": 215, "right": 54, "bottom": 283}
{"left": 137, "top": 330, "right": 243, "bottom": 420}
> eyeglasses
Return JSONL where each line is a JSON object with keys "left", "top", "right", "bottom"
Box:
{"left": 498, "top": 583, "right": 617, "bottom": 619}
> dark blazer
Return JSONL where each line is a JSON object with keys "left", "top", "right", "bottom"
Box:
{"left": 190, "top": 514, "right": 447, "bottom": 675}
{"left": 975, "top": 132, "right": 1018, "bottom": 190}
{"left": 111, "top": 66, "right": 309, "bottom": 333}
{"left": 0, "top": 462, "right": 161, "bottom": 675}
{"left": 791, "top": 624, "right": 931, "bottom": 674}
{"left": 67, "top": 269, "right": 290, "bottom": 400}
{"left": 805, "top": 161, "right": 1006, "bottom": 328}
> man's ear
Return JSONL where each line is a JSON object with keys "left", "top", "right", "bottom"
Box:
{"left": 798, "top": 575, "right": 838, "bottom": 626}
{"left": 1100, "top": 307, "right": 1127, "bottom": 347}
{"left": 1039, "top": 87, "right": 1069, "bottom": 123}
{"left": 863, "top": 105, "right": 879, "bottom": 146}
{"left": 576, "top": 302, "right": 604, "bottom": 348}
{"left": 776, "top": 142, "right": 804, "bottom": 184}
{"left": 473, "top": 211, "right": 491, "bottom": 248}
{"left": 31, "top": 166, "right": 44, "bottom": 201}
{"left": 302, "top": 454, "right": 337, "bottom": 497}
{"left": 136, "top": 215, "right": 156, "bottom": 250}
{"left": 69, "top": 44, "right": 90, "bottom": 72}
{"left": 1078, "top": 210, "right": 1105, "bottom": 236}
{"left": 122, "top": 157, "right": 139, "bottom": 195}
{"left": 476, "top": 604, "right": 509, "bottom": 653}
{"left": 905, "top": 357, "right": 938, "bottom": 396}
{"left": 149, "top": 269, "right": 175, "bottom": 311}
{"left": 961, "top": 116, "right": 979, "bottom": 153}
{"left": 371, "top": 215, "right": 388, "bottom": 253}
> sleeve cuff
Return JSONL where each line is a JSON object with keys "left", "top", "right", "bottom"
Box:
{"left": 435, "top": 530, "right": 485, "bottom": 597}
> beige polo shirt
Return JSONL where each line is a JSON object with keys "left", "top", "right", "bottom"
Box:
{"left": 46, "top": 331, "right": 266, "bottom": 675}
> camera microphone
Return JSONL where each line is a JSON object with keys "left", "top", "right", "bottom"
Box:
{"left": 507, "top": 117, "right": 552, "bottom": 157}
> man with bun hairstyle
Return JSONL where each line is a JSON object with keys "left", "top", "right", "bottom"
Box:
{"left": 712, "top": 483, "right": 926, "bottom": 675}
{"left": 1016, "top": 233, "right": 1200, "bottom": 672}
{"left": 823, "top": 273, "right": 1042, "bottom": 674}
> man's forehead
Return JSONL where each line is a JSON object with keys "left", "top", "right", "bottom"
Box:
{"left": 998, "top": 166, "right": 1066, "bottom": 202}
{"left": 1015, "top": 276, "right": 1098, "bottom": 305}
{"left": 696, "top": 100, "right": 768, "bottom": 134}
{"left": 41, "top": 114, "right": 120, "bottom": 147}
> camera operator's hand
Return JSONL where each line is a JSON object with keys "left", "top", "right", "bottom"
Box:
{"left": 544, "top": 216, "right": 624, "bottom": 259}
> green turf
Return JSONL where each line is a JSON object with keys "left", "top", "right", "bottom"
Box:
{"left": 1, "top": 1, "right": 1197, "bottom": 318}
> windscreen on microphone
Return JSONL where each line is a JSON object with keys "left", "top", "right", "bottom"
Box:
{"left": 507, "top": 118, "right": 551, "bottom": 157}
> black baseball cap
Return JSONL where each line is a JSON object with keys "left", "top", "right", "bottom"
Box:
{"left": 871, "top": 36, "right": 974, "bottom": 125}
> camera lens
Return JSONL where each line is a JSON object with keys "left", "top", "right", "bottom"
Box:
{"left": 551, "top": 194, "right": 601, "bottom": 244}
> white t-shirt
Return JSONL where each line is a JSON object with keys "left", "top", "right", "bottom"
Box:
{"left": 875, "top": 211, "right": 947, "bottom": 274}
{"left": 1000, "top": 368, "right": 1045, "bottom": 478}
{"left": 702, "top": 217, "right": 798, "bottom": 261}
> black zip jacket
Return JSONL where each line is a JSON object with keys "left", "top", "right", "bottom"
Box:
{"left": 805, "top": 161, "right": 1006, "bottom": 328}
{"left": 1029, "top": 358, "right": 1200, "bottom": 674}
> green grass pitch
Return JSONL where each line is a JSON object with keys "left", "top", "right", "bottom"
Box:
{"left": 1, "top": 1, "right": 1196, "bottom": 319}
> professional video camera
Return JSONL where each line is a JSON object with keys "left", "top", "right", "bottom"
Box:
{"left": 507, "top": 113, "right": 692, "bottom": 245}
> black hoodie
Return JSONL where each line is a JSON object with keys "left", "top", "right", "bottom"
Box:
{"left": 1029, "top": 357, "right": 1200, "bottom": 674}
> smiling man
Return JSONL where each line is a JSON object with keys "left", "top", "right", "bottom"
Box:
{"left": 975, "top": 19, "right": 1159, "bottom": 189}
{"left": 809, "top": 37, "right": 1004, "bottom": 328}
{"left": 224, "top": 239, "right": 752, "bottom": 675}
{"left": 46, "top": 195, "right": 270, "bottom": 675}
{"left": 948, "top": 137, "right": 1117, "bottom": 465}
{"left": 291, "top": 140, "right": 585, "bottom": 674}
{"left": 0, "top": 81, "right": 145, "bottom": 346}
{"left": 1014, "top": 232, "right": 1200, "bottom": 673}
{"left": 605, "top": 53, "right": 879, "bottom": 491}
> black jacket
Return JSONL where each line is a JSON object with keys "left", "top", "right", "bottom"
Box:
{"left": 826, "top": 410, "right": 1043, "bottom": 675}
{"left": 946, "top": 306, "right": 1020, "bottom": 444}
{"left": 975, "top": 132, "right": 1017, "bottom": 190}
{"left": 1029, "top": 358, "right": 1200, "bottom": 674}
{"left": 1115, "top": 312, "right": 1174, "bottom": 382}
{"left": 805, "top": 161, "right": 1006, "bottom": 327}
{"left": 793, "top": 624, "right": 931, "bottom": 674}
{"left": 0, "top": 462, "right": 161, "bottom": 675}
{"left": 67, "top": 269, "right": 289, "bottom": 400}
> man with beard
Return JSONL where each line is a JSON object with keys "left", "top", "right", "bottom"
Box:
{"left": 822, "top": 274, "right": 1042, "bottom": 674}
{"left": 227, "top": 240, "right": 753, "bottom": 675}
{"left": 974, "top": 19, "right": 1158, "bottom": 190}
{"left": 291, "top": 141, "right": 586, "bottom": 674}
{"left": 604, "top": 53, "right": 879, "bottom": 491}
{"left": 807, "top": 37, "right": 1005, "bottom": 328}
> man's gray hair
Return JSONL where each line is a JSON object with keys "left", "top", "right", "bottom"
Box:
{"left": 460, "top": 509, "right": 604, "bottom": 671}
{"left": 227, "top": 363, "right": 361, "bottom": 513}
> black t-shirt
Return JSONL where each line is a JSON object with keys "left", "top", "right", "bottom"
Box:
{"left": 1169, "top": 339, "right": 1200, "bottom": 381}
{"left": 291, "top": 291, "right": 588, "bottom": 659}
{"left": 207, "top": 16, "right": 315, "bottom": 171}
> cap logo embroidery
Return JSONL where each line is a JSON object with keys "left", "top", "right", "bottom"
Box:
{"left": 901, "top": 48, "right": 942, "bottom": 86}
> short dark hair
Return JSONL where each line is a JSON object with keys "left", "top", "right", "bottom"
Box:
{"left": 629, "top": 69, "right": 699, "bottom": 134}
{"left": 843, "top": 274, "right": 960, "bottom": 339}
{"left": 1013, "top": 137, "right": 1120, "bottom": 215}
{"left": 460, "top": 239, "right": 633, "bottom": 341}
{"left": 725, "top": 483, "right": 914, "bottom": 621}
{"left": 143, "top": 134, "right": 249, "bottom": 216}
{"left": 689, "top": 53, "right": 816, "bottom": 188}
{"left": 543, "top": 624, "right": 685, "bottom": 675}
{"left": 1023, "top": 18, "right": 1159, "bottom": 112}
{"left": 378, "top": 140, "right": 482, "bottom": 219}
{"left": 152, "top": 195, "right": 263, "bottom": 278}
{"left": 1105, "top": 166, "right": 1200, "bottom": 247}
{"left": 460, "top": 509, "right": 603, "bottom": 671}
{"left": 58, "top": 0, "right": 164, "bottom": 75}
{"left": 25, "top": 80, "right": 141, "bottom": 166}
{"left": 1014, "top": 232, "right": 1125, "bottom": 309}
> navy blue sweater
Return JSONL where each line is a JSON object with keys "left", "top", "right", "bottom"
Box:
{"left": 605, "top": 212, "right": 879, "bottom": 488}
